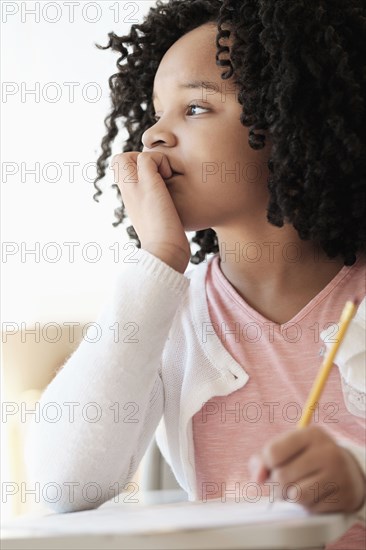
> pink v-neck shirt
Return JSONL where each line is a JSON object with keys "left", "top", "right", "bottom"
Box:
{"left": 193, "top": 254, "right": 366, "bottom": 550}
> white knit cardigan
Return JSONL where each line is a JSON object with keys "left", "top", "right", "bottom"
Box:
{"left": 26, "top": 248, "right": 366, "bottom": 524}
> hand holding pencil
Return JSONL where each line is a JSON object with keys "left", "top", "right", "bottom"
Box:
{"left": 248, "top": 299, "right": 366, "bottom": 514}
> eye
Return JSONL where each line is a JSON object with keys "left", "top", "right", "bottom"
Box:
{"left": 186, "top": 104, "right": 210, "bottom": 116}
{"left": 151, "top": 103, "right": 210, "bottom": 123}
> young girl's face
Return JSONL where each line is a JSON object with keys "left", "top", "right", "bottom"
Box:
{"left": 142, "top": 23, "right": 272, "bottom": 233}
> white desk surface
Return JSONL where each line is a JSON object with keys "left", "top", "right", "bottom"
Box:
{"left": 1, "top": 490, "right": 354, "bottom": 550}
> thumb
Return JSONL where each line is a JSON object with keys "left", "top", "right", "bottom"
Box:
{"left": 137, "top": 152, "right": 173, "bottom": 181}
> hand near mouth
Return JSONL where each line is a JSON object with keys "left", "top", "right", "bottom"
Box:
{"left": 111, "top": 151, "right": 190, "bottom": 274}
{"left": 165, "top": 171, "right": 182, "bottom": 181}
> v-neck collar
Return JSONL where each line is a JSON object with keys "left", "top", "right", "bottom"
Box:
{"left": 212, "top": 255, "right": 360, "bottom": 330}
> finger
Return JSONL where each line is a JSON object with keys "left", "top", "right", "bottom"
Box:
{"left": 287, "top": 471, "right": 342, "bottom": 513}
{"left": 137, "top": 152, "right": 173, "bottom": 182}
{"left": 111, "top": 152, "right": 140, "bottom": 187}
{"left": 269, "top": 446, "right": 321, "bottom": 489}
{"left": 248, "top": 455, "right": 270, "bottom": 483}
{"left": 111, "top": 151, "right": 139, "bottom": 169}
{"left": 262, "top": 426, "right": 330, "bottom": 470}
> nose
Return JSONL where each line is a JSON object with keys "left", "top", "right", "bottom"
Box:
{"left": 141, "top": 119, "right": 177, "bottom": 150}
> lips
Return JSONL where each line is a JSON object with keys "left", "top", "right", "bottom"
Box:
{"left": 168, "top": 172, "right": 182, "bottom": 178}
{"left": 165, "top": 170, "right": 182, "bottom": 181}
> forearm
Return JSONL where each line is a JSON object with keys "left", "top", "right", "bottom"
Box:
{"left": 25, "top": 248, "right": 189, "bottom": 512}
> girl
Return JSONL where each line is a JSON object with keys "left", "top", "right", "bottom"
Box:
{"left": 29, "top": 1, "right": 366, "bottom": 548}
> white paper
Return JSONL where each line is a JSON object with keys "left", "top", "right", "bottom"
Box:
{"left": 3, "top": 499, "right": 310, "bottom": 536}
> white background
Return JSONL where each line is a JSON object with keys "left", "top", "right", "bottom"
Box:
{"left": 1, "top": 0, "right": 169, "bottom": 522}
{"left": 2, "top": 0, "right": 161, "bottom": 323}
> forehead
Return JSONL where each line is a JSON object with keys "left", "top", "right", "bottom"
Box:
{"left": 153, "top": 23, "right": 224, "bottom": 94}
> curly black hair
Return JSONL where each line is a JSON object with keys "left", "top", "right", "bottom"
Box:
{"left": 93, "top": 0, "right": 366, "bottom": 266}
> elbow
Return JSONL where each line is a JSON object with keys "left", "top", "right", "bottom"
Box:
{"left": 25, "top": 446, "right": 107, "bottom": 513}
{"left": 27, "top": 459, "right": 110, "bottom": 513}
{"left": 40, "top": 495, "right": 102, "bottom": 514}
{"left": 28, "top": 465, "right": 109, "bottom": 513}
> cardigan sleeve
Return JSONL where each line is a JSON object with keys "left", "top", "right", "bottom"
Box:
{"left": 25, "top": 248, "right": 190, "bottom": 512}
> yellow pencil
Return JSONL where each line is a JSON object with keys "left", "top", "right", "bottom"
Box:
{"left": 297, "top": 299, "right": 358, "bottom": 428}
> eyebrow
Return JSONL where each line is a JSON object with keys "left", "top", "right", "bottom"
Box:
{"left": 152, "top": 80, "right": 220, "bottom": 102}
